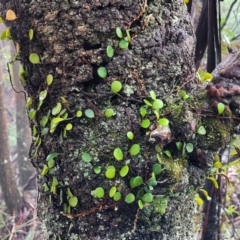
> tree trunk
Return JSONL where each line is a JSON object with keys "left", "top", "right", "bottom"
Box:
{"left": 10, "top": 45, "right": 33, "bottom": 187}
{"left": 1, "top": 0, "right": 238, "bottom": 239}
{"left": 0, "top": 48, "right": 22, "bottom": 213}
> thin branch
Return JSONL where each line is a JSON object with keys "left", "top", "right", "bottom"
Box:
{"left": 220, "top": 0, "right": 238, "bottom": 31}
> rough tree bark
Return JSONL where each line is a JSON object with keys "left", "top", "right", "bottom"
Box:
{"left": 0, "top": 0, "right": 239, "bottom": 239}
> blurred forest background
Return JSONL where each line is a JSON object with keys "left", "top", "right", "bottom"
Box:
{"left": 0, "top": 0, "right": 240, "bottom": 239}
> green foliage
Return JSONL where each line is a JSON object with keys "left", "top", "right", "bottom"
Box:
{"left": 97, "top": 67, "right": 107, "bottom": 78}
{"left": 84, "top": 108, "right": 95, "bottom": 118}
{"left": 28, "top": 29, "right": 34, "bottom": 40}
{"left": 141, "top": 119, "right": 150, "bottom": 128}
{"left": 94, "top": 166, "right": 101, "bottom": 174}
{"left": 119, "top": 40, "right": 129, "bottom": 49}
{"left": 130, "top": 176, "right": 143, "bottom": 188}
{"left": 142, "top": 193, "right": 153, "bottom": 203}
{"left": 105, "top": 166, "right": 116, "bottom": 179}
{"left": 113, "top": 192, "right": 121, "bottom": 201}
{"left": 152, "top": 99, "right": 163, "bottom": 110}
{"left": 197, "top": 125, "right": 206, "bottom": 135}
{"left": 139, "top": 106, "right": 147, "bottom": 118}
{"left": 186, "top": 143, "right": 194, "bottom": 153}
{"left": 81, "top": 152, "right": 92, "bottom": 163}
{"left": 92, "top": 187, "right": 105, "bottom": 198}
{"left": 119, "top": 165, "right": 129, "bottom": 177}
{"left": 111, "top": 81, "right": 122, "bottom": 93}
{"left": 39, "top": 90, "right": 47, "bottom": 101}
{"left": 76, "top": 110, "right": 82, "bottom": 117}
{"left": 106, "top": 45, "right": 114, "bottom": 58}
{"left": 129, "top": 144, "right": 140, "bottom": 156}
{"left": 109, "top": 186, "right": 117, "bottom": 198}
{"left": 116, "top": 27, "right": 123, "bottom": 38}
{"left": 217, "top": 102, "right": 225, "bottom": 114}
{"left": 152, "top": 163, "right": 162, "bottom": 175}
{"left": 113, "top": 147, "right": 123, "bottom": 161}
{"left": 52, "top": 102, "right": 62, "bottom": 115}
{"left": 69, "top": 196, "right": 78, "bottom": 207}
{"left": 104, "top": 108, "right": 114, "bottom": 118}
{"left": 41, "top": 164, "right": 49, "bottom": 176}
{"left": 46, "top": 74, "right": 53, "bottom": 86}
{"left": 179, "top": 90, "right": 189, "bottom": 100}
{"left": 126, "top": 131, "right": 134, "bottom": 140}
{"left": 158, "top": 118, "right": 169, "bottom": 126}
{"left": 138, "top": 200, "right": 144, "bottom": 209}
{"left": 125, "top": 193, "right": 135, "bottom": 204}
{"left": 164, "top": 150, "right": 172, "bottom": 158}
{"left": 65, "top": 123, "right": 73, "bottom": 131}
{"left": 29, "top": 53, "right": 40, "bottom": 64}
{"left": 176, "top": 142, "right": 183, "bottom": 151}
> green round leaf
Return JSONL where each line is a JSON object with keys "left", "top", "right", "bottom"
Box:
{"left": 28, "top": 109, "right": 37, "bottom": 120}
{"left": 39, "top": 90, "right": 47, "bottom": 101}
{"left": 197, "top": 126, "right": 206, "bottom": 135}
{"left": 142, "top": 193, "right": 153, "bottom": 203}
{"left": 138, "top": 199, "right": 144, "bottom": 209}
{"left": 125, "top": 193, "right": 135, "bottom": 204}
{"left": 76, "top": 110, "right": 82, "bottom": 117}
{"left": 93, "top": 187, "right": 105, "bottom": 198}
{"left": 113, "top": 147, "right": 123, "bottom": 161}
{"left": 119, "top": 40, "right": 129, "bottom": 49}
{"left": 139, "top": 106, "right": 147, "bottom": 118}
{"left": 152, "top": 99, "right": 163, "bottom": 110}
{"left": 152, "top": 163, "right": 162, "bottom": 175}
{"left": 148, "top": 179, "right": 157, "bottom": 187}
{"left": 41, "top": 164, "right": 49, "bottom": 176}
{"left": 111, "top": 81, "right": 122, "bottom": 93}
{"left": 120, "top": 165, "right": 129, "bottom": 177}
{"left": 106, "top": 45, "right": 114, "bottom": 58}
{"left": 129, "top": 144, "right": 140, "bottom": 156}
{"left": 127, "top": 131, "right": 134, "bottom": 140}
{"left": 29, "top": 53, "right": 40, "bottom": 64}
{"left": 46, "top": 152, "right": 59, "bottom": 161}
{"left": 158, "top": 118, "right": 169, "bottom": 126}
{"left": 47, "top": 159, "right": 55, "bottom": 168}
{"left": 186, "top": 143, "right": 194, "bottom": 153}
{"left": 66, "top": 123, "right": 73, "bottom": 131}
{"left": 29, "top": 29, "right": 34, "bottom": 40}
{"left": 109, "top": 186, "right": 117, "bottom": 198}
{"left": 105, "top": 108, "right": 114, "bottom": 118}
{"left": 116, "top": 27, "right": 123, "bottom": 38}
{"left": 84, "top": 108, "right": 95, "bottom": 118}
{"left": 81, "top": 152, "right": 92, "bottom": 163}
{"left": 143, "top": 99, "right": 152, "bottom": 106}
{"left": 97, "top": 67, "right": 107, "bottom": 78}
{"left": 26, "top": 97, "right": 33, "bottom": 108}
{"left": 113, "top": 192, "right": 121, "bottom": 201}
{"left": 105, "top": 166, "right": 116, "bottom": 179}
{"left": 130, "top": 176, "right": 143, "bottom": 188}
{"left": 149, "top": 90, "right": 156, "bottom": 100}
{"left": 176, "top": 142, "right": 183, "bottom": 151}
{"left": 164, "top": 150, "right": 172, "bottom": 158}
{"left": 94, "top": 166, "right": 101, "bottom": 174}
{"left": 217, "top": 102, "right": 225, "bottom": 114}
{"left": 52, "top": 102, "right": 62, "bottom": 115}
{"left": 46, "top": 74, "right": 53, "bottom": 86}
{"left": 40, "top": 116, "right": 49, "bottom": 127}
{"left": 179, "top": 90, "right": 189, "bottom": 100}
{"left": 141, "top": 119, "right": 150, "bottom": 128}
